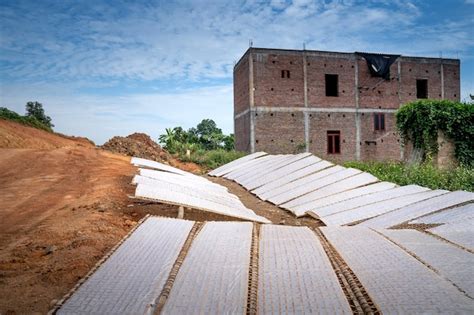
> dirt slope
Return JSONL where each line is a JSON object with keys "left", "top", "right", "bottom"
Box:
{"left": 0, "top": 119, "right": 93, "bottom": 149}
{"left": 0, "top": 121, "right": 139, "bottom": 313}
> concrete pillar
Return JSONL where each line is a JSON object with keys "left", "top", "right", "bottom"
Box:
{"left": 440, "top": 62, "right": 445, "bottom": 99}
{"left": 354, "top": 56, "right": 361, "bottom": 161}
{"left": 249, "top": 52, "right": 255, "bottom": 153}
{"left": 303, "top": 53, "right": 309, "bottom": 152}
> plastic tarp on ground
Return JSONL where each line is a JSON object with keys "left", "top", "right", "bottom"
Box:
{"left": 138, "top": 169, "right": 227, "bottom": 193}
{"left": 379, "top": 229, "right": 474, "bottom": 298}
{"left": 163, "top": 222, "right": 252, "bottom": 314}
{"left": 208, "top": 151, "right": 267, "bottom": 177}
{"left": 246, "top": 155, "right": 321, "bottom": 191}
{"left": 304, "top": 182, "right": 397, "bottom": 218}
{"left": 428, "top": 221, "right": 474, "bottom": 251}
{"left": 321, "top": 190, "right": 447, "bottom": 226}
{"left": 131, "top": 157, "right": 190, "bottom": 176}
{"left": 359, "top": 191, "right": 474, "bottom": 228}
{"left": 264, "top": 166, "right": 345, "bottom": 204}
{"left": 239, "top": 153, "right": 312, "bottom": 189}
{"left": 256, "top": 160, "right": 334, "bottom": 200}
{"left": 258, "top": 225, "right": 351, "bottom": 314}
{"left": 313, "top": 185, "right": 428, "bottom": 219}
{"left": 57, "top": 217, "right": 194, "bottom": 315}
{"left": 321, "top": 227, "right": 474, "bottom": 314}
{"left": 411, "top": 203, "right": 474, "bottom": 224}
{"left": 132, "top": 158, "right": 270, "bottom": 224}
{"left": 224, "top": 155, "right": 284, "bottom": 181}
{"left": 135, "top": 183, "right": 270, "bottom": 223}
{"left": 270, "top": 168, "right": 362, "bottom": 208}
{"left": 281, "top": 172, "right": 379, "bottom": 216}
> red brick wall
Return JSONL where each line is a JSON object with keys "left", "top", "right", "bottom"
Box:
{"left": 254, "top": 111, "right": 305, "bottom": 153}
{"left": 234, "top": 112, "right": 250, "bottom": 152}
{"left": 359, "top": 112, "right": 402, "bottom": 161}
{"left": 307, "top": 55, "right": 355, "bottom": 108}
{"left": 358, "top": 59, "right": 400, "bottom": 109}
{"left": 253, "top": 52, "right": 305, "bottom": 107}
{"left": 443, "top": 63, "right": 460, "bottom": 101}
{"left": 308, "top": 112, "right": 357, "bottom": 163}
{"left": 399, "top": 59, "right": 443, "bottom": 104}
{"left": 234, "top": 56, "right": 249, "bottom": 115}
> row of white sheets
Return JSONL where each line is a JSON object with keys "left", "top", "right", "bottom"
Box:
{"left": 131, "top": 157, "right": 270, "bottom": 223}
{"left": 57, "top": 217, "right": 474, "bottom": 314}
{"left": 209, "top": 153, "right": 474, "bottom": 228}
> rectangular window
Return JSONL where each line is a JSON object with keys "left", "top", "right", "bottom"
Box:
{"left": 281, "top": 70, "right": 290, "bottom": 78}
{"left": 416, "top": 79, "right": 428, "bottom": 99}
{"left": 374, "top": 113, "right": 385, "bottom": 131}
{"left": 325, "top": 74, "right": 338, "bottom": 97}
{"left": 327, "top": 130, "right": 341, "bottom": 154}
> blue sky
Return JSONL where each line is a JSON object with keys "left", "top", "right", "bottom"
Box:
{"left": 1, "top": 0, "right": 473, "bottom": 144}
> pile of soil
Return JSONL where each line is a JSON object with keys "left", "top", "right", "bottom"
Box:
{"left": 101, "top": 133, "right": 171, "bottom": 162}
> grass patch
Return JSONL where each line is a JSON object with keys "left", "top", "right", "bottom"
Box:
{"left": 0, "top": 107, "right": 53, "bottom": 132}
{"left": 344, "top": 161, "right": 474, "bottom": 192}
{"left": 179, "top": 149, "right": 246, "bottom": 170}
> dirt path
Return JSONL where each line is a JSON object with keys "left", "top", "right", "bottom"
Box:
{"left": 207, "top": 176, "right": 324, "bottom": 229}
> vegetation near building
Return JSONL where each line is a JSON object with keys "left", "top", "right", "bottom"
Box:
{"left": 159, "top": 119, "right": 245, "bottom": 169}
{"left": 396, "top": 100, "right": 474, "bottom": 167}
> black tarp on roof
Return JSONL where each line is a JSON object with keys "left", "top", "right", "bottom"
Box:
{"left": 356, "top": 52, "right": 400, "bottom": 80}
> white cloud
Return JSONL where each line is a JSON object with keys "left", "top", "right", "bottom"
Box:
{"left": 1, "top": 0, "right": 473, "bottom": 143}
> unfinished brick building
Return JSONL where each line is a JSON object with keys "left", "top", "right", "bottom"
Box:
{"left": 234, "top": 47, "right": 460, "bottom": 162}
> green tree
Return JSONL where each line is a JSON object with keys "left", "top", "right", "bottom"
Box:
{"left": 223, "top": 134, "right": 234, "bottom": 151}
{"left": 25, "top": 101, "right": 54, "bottom": 128}
{"left": 194, "top": 119, "right": 224, "bottom": 150}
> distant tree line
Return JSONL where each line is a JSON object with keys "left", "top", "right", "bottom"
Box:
{"left": 0, "top": 101, "right": 54, "bottom": 131}
{"left": 159, "top": 119, "right": 234, "bottom": 153}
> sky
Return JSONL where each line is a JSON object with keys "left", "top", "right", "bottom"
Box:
{"left": 1, "top": 0, "right": 473, "bottom": 144}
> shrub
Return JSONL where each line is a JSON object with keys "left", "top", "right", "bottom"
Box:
{"left": 396, "top": 100, "right": 474, "bottom": 166}
{"left": 179, "top": 149, "right": 246, "bottom": 169}
{"left": 345, "top": 160, "right": 474, "bottom": 192}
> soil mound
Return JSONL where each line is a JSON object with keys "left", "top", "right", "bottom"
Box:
{"left": 101, "top": 133, "right": 171, "bottom": 162}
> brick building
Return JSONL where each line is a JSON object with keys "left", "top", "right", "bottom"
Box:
{"left": 234, "top": 47, "right": 460, "bottom": 162}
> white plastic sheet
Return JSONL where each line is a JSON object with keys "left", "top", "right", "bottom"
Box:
{"left": 322, "top": 190, "right": 447, "bottom": 226}
{"left": 209, "top": 151, "right": 267, "bottom": 176}
{"left": 411, "top": 203, "right": 474, "bottom": 224}
{"left": 264, "top": 165, "right": 344, "bottom": 203}
{"left": 258, "top": 225, "right": 351, "bottom": 314}
{"left": 131, "top": 157, "right": 190, "bottom": 176}
{"left": 428, "top": 220, "right": 474, "bottom": 251}
{"left": 256, "top": 160, "right": 334, "bottom": 200}
{"left": 359, "top": 191, "right": 474, "bottom": 228}
{"left": 57, "top": 217, "right": 194, "bottom": 315}
{"left": 379, "top": 229, "right": 474, "bottom": 298}
{"left": 163, "top": 222, "right": 253, "bottom": 314}
{"left": 313, "top": 185, "right": 428, "bottom": 218}
{"left": 321, "top": 226, "right": 474, "bottom": 313}
{"left": 246, "top": 155, "right": 321, "bottom": 191}
{"left": 303, "top": 182, "right": 397, "bottom": 218}
{"left": 135, "top": 183, "right": 270, "bottom": 223}
{"left": 281, "top": 172, "right": 378, "bottom": 216}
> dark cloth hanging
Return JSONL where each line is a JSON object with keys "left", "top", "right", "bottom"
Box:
{"left": 356, "top": 52, "right": 400, "bottom": 80}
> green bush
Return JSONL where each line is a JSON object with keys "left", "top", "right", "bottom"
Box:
{"left": 179, "top": 149, "right": 246, "bottom": 170}
{"left": 396, "top": 100, "right": 474, "bottom": 166}
{"left": 0, "top": 107, "right": 53, "bottom": 132}
{"left": 345, "top": 160, "right": 474, "bottom": 192}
